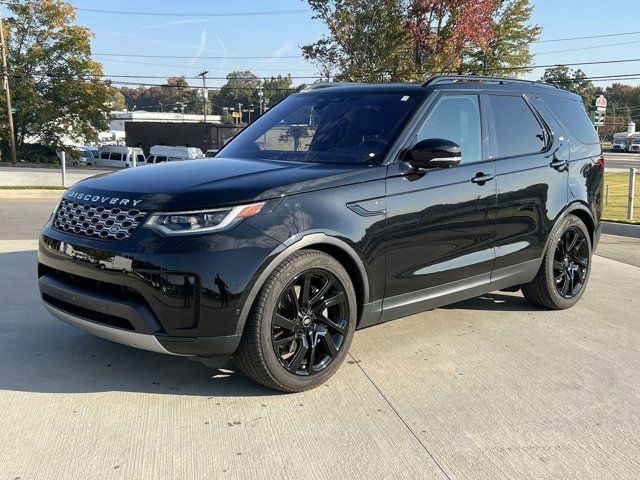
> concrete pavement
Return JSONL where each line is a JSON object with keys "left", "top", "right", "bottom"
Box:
{"left": 1, "top": 201, "right": 639, "bottom": 479}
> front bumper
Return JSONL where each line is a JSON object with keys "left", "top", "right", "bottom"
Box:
{"left": 38, "top": 219, "right": 281, "bottom": 358}
{"left": 43, "top": 302, "right": 181, "bottom": 355}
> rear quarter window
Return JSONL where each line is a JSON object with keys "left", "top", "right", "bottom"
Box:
{"left": 541, "top": 95, "right": 599, "bottom": 145}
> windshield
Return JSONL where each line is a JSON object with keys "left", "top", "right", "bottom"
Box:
{"left": 219, "top": 90, "right": 423, "bottom": 164}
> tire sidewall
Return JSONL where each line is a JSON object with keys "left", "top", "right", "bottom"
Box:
{"left": 258, "top": 253, "right": 357, "bottom": 391}
{"left": 544, "top": 215, "right": 592, "bottom": 308}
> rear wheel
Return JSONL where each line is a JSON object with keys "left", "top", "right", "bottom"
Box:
{"left": 235, "top": 250, "right": 356, "bottom": 392}
{"left": 522, "top": 215, "right": 592, "bottom": 309}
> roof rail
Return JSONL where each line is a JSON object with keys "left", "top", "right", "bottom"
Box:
{"left": 422, "top": 75, "right": 558, "bottom": 89}
{"left": 300, "top": 81, "right": 358, "bottom": 92}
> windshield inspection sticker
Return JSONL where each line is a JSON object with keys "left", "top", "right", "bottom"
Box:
{"left": 401, "top": 95, "right": 410, "bottom": 102}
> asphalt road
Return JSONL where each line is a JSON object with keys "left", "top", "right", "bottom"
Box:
{"left": 604, "top": 152, "right": 640, "bottom": 170}
{"left": 0, "top": 165, "right": 111, "bottom": 187}
{"left": 1, "top": 199, "right": 639, "bottom": 479}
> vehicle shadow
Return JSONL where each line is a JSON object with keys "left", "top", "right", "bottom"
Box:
{"left": 0, "top": 249, "right": 276, "bottom": 397}
{"left": 443, "top": 292, "right": 545, "bottom": 312}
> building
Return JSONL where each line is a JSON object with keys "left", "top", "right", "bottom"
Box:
{"left": 99, "top": 110, "right": 223, "bottom": 145}
{"left": 125, "top": 122, "right": 242, "bottom": 154}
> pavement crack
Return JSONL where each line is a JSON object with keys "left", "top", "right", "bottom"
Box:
{"left": 348, "top": 353, "right": 452, "bottom": 480}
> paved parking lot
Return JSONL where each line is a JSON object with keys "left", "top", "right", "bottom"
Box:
{"left": 1, "top": 200, "right": 639, "bottom": 479}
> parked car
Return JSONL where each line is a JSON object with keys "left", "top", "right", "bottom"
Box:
{"left": 611, "top": 132, "right": 635, "bottom": 152}
{"left": 205, "top": 149, "right": 219, "bottom": 158}
{"left": 57, "top": 146, "right": 98, "bottom": 167}
{"left": 39, "top": 76, "right": 603, "bottom": 392}
{"left": 95, "top": 145, "right": 145, "bottom": 168}
{"left": 629, "top": 139, "right": 640, "bottom": 153}
{"left": 142, "top": 146, "right": 204, "bottom": 165}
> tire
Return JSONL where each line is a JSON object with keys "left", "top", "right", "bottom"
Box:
{"left": 522, "top": 214, "right": 592, "bottom": 310}
{"left": 235, "top": 249, "right": 357, "bottom": 392}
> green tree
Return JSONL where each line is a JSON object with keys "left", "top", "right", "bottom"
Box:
{"left": 0, "top": 0, "right": 113, "bottom": 155}
{"left": 463, "top": 0, "right": 541, "bottom": 76}
{"left": 302, "top": 0, "right": 415, "bottom": 82}
{"left": 215, "top": 71, "right": 262, "bottom": 115}
{"left": 541, "top": 66, "right": 595, "bottom": 105}
{"left": 108, "top": 89, "right": 126, "bottom": 110}
{"left": 303, "top": 0, "right": 540, "bottom": 81}
{"left": 117, "top": 77, "right": 202, "bottom": 114}
{"left": 261, "top": 75, "right": 294, "bottom": 108}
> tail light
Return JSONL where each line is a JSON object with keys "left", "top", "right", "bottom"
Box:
{"left": 596, "top": 155, "right": 605, "bottom": 168}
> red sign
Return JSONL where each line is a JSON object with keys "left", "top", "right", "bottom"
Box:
{"left": 595, "top": 96, "right": 607, "bottom": 108}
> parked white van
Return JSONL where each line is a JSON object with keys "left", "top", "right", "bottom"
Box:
{"left": 96, "top": 145, "right": 145, "bottom": 168}
{"left": 143, "top": 146, "right": 204, "bottom": 165}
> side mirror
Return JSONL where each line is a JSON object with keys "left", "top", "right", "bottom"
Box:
{"left": 407, "top": 138, "right": 461, "bottom": 169}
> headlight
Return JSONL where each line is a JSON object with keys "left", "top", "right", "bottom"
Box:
{"left": 144, "top": 202, "right": 265, "bottom": 235}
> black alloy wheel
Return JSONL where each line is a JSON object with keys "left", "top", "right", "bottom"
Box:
{"left": 522, "top": 214, "right": 592, "bottom": 310}
{"left": 271, "top": 269, "right": 349, "bottom": 376}
{"left": 235, "top": 249, "right": 357, "bottom": 392}
{"left": 553, "top": 227, "right": 589, "bottom": 299}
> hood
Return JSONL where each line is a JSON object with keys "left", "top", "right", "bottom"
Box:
{"left": 65, "top": 157, "right": 386, "bottom": 211}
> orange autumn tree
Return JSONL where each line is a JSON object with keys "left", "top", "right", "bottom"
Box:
{"left": 407, "top": 0, "right": 497, "bottom": 74}
{"left": 303, "top": 0, "right": 539, "bottom": 81}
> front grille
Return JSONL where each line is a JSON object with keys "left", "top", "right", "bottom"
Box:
{"left": 53, "top": 199, "right": 147, "bottom": 240}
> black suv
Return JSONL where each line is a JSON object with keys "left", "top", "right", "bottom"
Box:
{"left": 38, "top": 76, "right": 603, "bottom": 392}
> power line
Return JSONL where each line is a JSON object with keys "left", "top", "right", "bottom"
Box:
{"left": 97, "top": 56, "right": 640, "bottom": 73}
{"left": 534, "top": 30, "right": 640, "bottom": 43}
{"left": 22, "top": 71, "right": 323, "bottom": 81}
{"left": 99, "top": 57, "right": 315, "bottom": 72}
{"left": 93, "top": 53, "right": 303, "bottom": 59}
{"left": 74, "top": 7, "right": 311, "bottom": 17}
{"left": 536, "top": 39, "right": 640, "bottom": 56}
{"left": 15, "top": 70, "right": 640, "bottom": 88}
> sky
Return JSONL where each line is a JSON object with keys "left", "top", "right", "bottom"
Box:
{"left": 65, "top": 0, "right": 640, "bottom": 89}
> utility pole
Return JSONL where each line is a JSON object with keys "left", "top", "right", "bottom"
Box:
{"left": 237, "top": 102, "right": 243, "bottom": 124}
{"left": 198, "top": 70, "right": 209, "bottom": 123}
{"left": 0, "top": 9, "right": 17, "bottom": 165}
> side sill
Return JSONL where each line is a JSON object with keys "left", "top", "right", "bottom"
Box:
{"left": 364, "top": 258, "right": 542, "bottom": 327}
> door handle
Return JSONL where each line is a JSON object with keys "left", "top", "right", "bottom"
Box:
{"left": 549, "top": 158, "right": 567, "bottom": 170}
{"left": 471, "top": 172, "right": 494, "bottom": 185}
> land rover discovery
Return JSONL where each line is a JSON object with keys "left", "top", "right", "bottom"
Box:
{"left": 38, "top": 76, "right": 604, "bottom": 392}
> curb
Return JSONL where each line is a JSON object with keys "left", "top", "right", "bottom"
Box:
{"left": 602, "top": 221, "right": 640, "bottom": 239}
{"left": 0, "top": 189, "right": 65, "bottom": 199}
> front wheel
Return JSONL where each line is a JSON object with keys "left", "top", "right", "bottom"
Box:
{"left": 522, "top": 215, "right": 592, "bottom": 310}
{"left": 235, "top": 250, "right": 357, "bottom": 392}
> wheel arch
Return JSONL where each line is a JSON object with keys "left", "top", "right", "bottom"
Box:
{"left": 564, "top": 202, "right": 595, "bottom": 245}
{"left": 234, "top": 233, "right": 371, "bottom": 336}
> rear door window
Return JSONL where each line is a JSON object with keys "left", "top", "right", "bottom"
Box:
{"left": 489, "top": 95, "right": 546, "bottom": 158}
{"left": 541, "top": 95, "right": 599, "bottom": 145}
{"left": 137, "top": 154, "right": 145, "bottom": 163}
